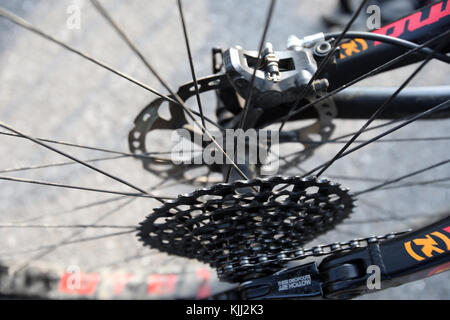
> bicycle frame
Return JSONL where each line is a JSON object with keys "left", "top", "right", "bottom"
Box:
{"left": 256, "top": 0, "right": 450, "bottom": 127}
{"left": 330, "top": 0, "right": 450, "bottom": 87}
{"left": 319, "top": 215, "right": 450, "bottom": 299}
{"left": 237, "top": 216, "right": 450, "bottom": 300}
{"left": 330, "top": 0, "right": 450, "bottom": 119}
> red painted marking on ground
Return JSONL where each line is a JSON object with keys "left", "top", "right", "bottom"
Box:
{"left": 109, "top": 273, "right": 134, "bottom": 295}
{"left": 58, "top": 272, "right": 100, "bottom": 296}
{"left": 147, "top": 274, "right": 177, "bottom": 295}
{"left": 196, "top": 268, "right": 211, "bottom": 299}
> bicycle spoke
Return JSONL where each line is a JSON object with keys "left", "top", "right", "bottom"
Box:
{"left": 0, "top": 130, "right": 206, "bottom": 172}
{"left": 326, "top": 118, "right": 403, "bottom": 143}
{"left": 0, "top": 154, "right": 127, "bottom": 174}
{"left": 302, "top": 99, "right": 450, "bottom": 176}
{"left": 350, "top": 198, "right": 422, "bottom": 228}
{"left": 225, "top": 0, "right": 277, "bottom": 182}
{"left": 90, "top": 0, "right": 245, "bottom": 180}
{"left": 280, "top": 136, "right": 450, "bottom": 162}
{"left": 316, "top": 35, "right": 448, "bottom": 177}
{"left": 89, "top": 0, "right": 178, "bottom": 98}
{"left": 19, "top": 195, "right": 127, "bottom": 223}
{"left": 0, "top": 131, "right": 176, "bottom": 159}
{"left": 177, "top": 0, "right": 206, "bottom": 128}
{"left": 0, "top": 175, "right": 174, "bottom": 200}
{"left": 6, "top": 230, "right": 136, "bottom": 258}
{"left": 0, "top": 230, "right": 136, "bottom": 258}
{"left": 355, "top": 159, "right": 450, "bottom": 195}
{"left": 272, "top": 21, "right": 450, "bottom": 193}
{"left": 378, "top": 177, "right": 450, "bottom": 191}
{"left": 279, "top": 119, "right": 406, "bottom": 165}
{"left": 0, "top": 121, "right": 169, "bottom": 202}
{"left": 345, "top": 216, "right": 425, "bottom": 224}
{"left": 0, "top": 150, "right": 202, "bottom": 174}
{"left": 345, "top": 208, "right": 450, "bottom": 225}
{"left": 16, "top": 178, "right": 173, "bottom": 223}
{"left": 8, "top": 188, "right": 145, "bottom": 273}
{"left": 0, "top": 223, "right": 136, "bottom": 229}
{"left": 277, "top": 119, "right": 404, "bottom": 161}
{"left": 358, "top": 198, "right": 399, "bottom": 220}
{"left": 267, "top": 30, "right": 450, "bottom": 127}
{"left": 299, "top": 136, "right": 450, "bottom": 145}
{"left": 278, "top": 0, "right": 369, "bottom": 132}
{"left": 8, "top": 173, "right": 189, "bottom": 273}
{"left": 0, "top": 7, "right": 180, "bottom": 105}
{"left": 326, "top": 175, "right": 387, "bottom": 183}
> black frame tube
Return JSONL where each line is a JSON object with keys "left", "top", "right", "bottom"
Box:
{"left": 333, "top": 86, "right": 450, "bottom": 119}
{"left": 328, "top": 0, "right": 450, "bottom": 89}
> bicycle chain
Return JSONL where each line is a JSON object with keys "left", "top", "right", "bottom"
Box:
{"left": 216, "top": 229, "right": 409, "bottom": 282}
{"left": 136, "top": 175, "right": 404, "bottom": 282}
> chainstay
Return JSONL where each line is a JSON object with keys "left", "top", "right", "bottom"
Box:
{"left": 210, "top": 229, "right": 411, "bottom": 299}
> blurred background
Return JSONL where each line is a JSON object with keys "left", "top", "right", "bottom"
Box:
{"left": 0, "top": 0, "right": 448, "bottom": 299}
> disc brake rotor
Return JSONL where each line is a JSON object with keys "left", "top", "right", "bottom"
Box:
{"left": 275, "top": 95, "right": 337, "bottom": 174}
{"left": 129, "top": 43, "right": 338, "bottom": 184}
{"left": 137, "top": 176, "right": 355, "bottom": 282}
{"left": 128, "top": 74, "right": 226, "bottom": 186}
{"left": 129, "top": 84, "right": 336, "bottom": 183}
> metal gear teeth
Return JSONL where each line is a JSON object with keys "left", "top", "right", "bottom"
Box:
{"left": 137, "top": 175, "right": 356, "bottom": 282}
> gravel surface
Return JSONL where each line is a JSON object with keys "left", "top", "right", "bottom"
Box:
{"left": 0, "top": 0, "right": 448, "bottom": 299}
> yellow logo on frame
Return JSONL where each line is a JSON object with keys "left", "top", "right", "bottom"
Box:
{"left": 404, "top": 230, "right": 450, "bottom": 261}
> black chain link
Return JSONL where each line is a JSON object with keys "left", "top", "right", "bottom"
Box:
{"left": 218, "top": 230, "right": 409, "bottom": 282}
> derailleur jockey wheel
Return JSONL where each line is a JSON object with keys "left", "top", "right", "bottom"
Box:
{"left": 137, "top": 176, "right": 355, "bottom": 282}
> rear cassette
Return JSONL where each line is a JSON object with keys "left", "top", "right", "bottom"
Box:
{"left": 137, "top": 176, "right": 355, "bottom": 282}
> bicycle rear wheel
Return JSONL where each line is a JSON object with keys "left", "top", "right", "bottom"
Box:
{"left": 0, "top": 0, "right": 448, "bottom": 299}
